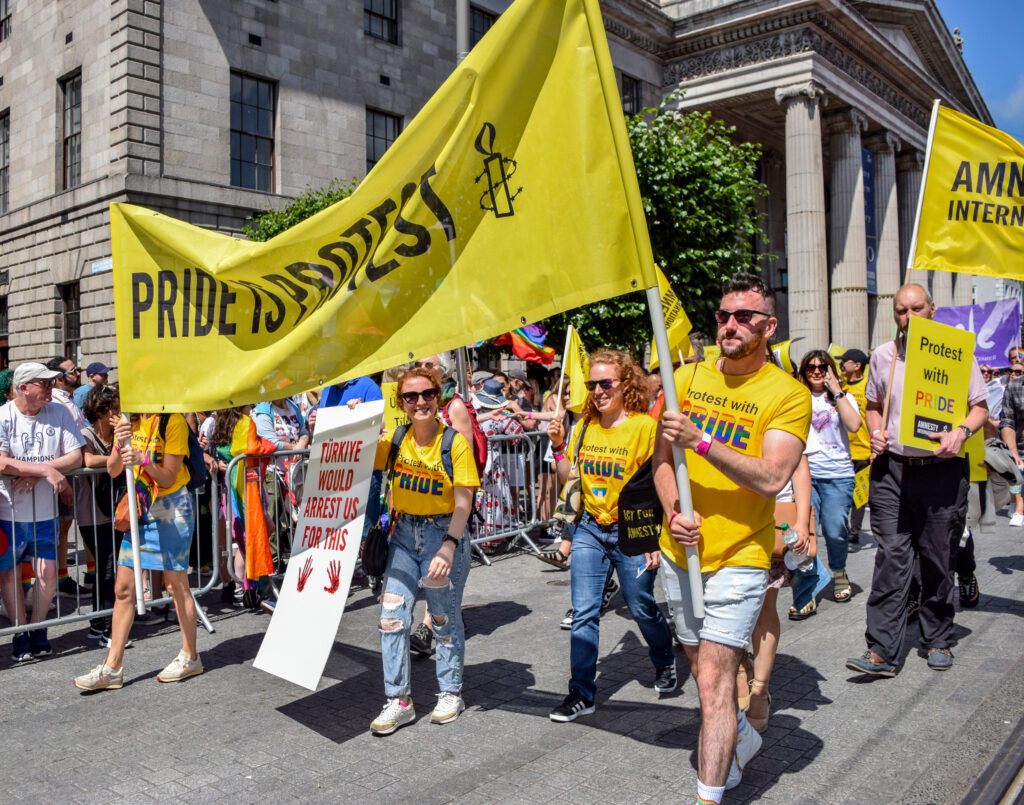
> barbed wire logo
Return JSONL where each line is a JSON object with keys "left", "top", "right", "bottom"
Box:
{"left": 475, "top": 122, "right": 522, "bottom": 218}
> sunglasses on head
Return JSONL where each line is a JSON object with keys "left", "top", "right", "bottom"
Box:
{"left": 412, "top": 360, "right": 436, "bottom": 369}
{"left": 715, "top": 308, "right": 771, "bottom": 326}
{"left": 584, "top": 379, "right": 619, "bottom": 392}
{"left": 399, "top": 388, "right": 439, "bottom": 404}
{"left": 805, "top": 363, "right": 828, "bottom": 374}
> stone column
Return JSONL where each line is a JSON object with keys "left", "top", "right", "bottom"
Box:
{"left": 897, "top": 150, "right": 927, "bottom": 289}
{"left": 760, "top": 151, "right": 789, "bottom": 337}
{"left": 867, "top": 132, "right": 901, "bottom": 347}
{"left": 952, "top": 272, "right": 973, "bottom": 306}
{"left": 827, "top": 108, "right": 869, "bottom": 350}
{"left": 775, "top": 82, "right": 828, "bottom": 361}
{"left": 932, "top": 268, "right": 953, "bottom": 308}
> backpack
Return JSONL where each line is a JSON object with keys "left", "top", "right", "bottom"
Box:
{"left": 442, "top": 394, "right": 488, "bottom": 476}
{"left": 159, "top": 414, "right": 209, "bottom": 493}
{"left": 386, "top": 423, "right": 458, "bottom": 481}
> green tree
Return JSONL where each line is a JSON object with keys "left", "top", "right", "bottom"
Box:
{"left": 241, "top": 177, "right": 359, "bottom": 242}
{"left": 545, "top": 92, "right": 768, "bottom": 357}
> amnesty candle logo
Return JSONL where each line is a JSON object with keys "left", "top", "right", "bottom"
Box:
{"left": 475, "top": 123, "right": 522, "bottom": 218}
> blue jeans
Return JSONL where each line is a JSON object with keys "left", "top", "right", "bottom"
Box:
{"left": 380, "top": 513, "right": 471, "bottom": 697}
{"left": 568, "top": 513, "right": 674, "bottom": 702}
{"left": 811, "top": 476, "right": 855, "bottom": 573}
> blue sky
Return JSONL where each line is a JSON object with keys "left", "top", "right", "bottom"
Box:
{"left": 934, "top": 0, "right": 1024, "bottom": 142}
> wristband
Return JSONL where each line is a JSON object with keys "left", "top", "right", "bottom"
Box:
{"left": 694, "top": 430, "right": 713, "bottom": 457}
{"left": 442, "top": 534, "right": 459, "bottom": 548}
{"left": 527, "top": 412, "right": 533, "bottom": 420}
{"left": 551, "top": 442, "right": 566, "bottom": 452}
{"left": 552, "top": 452, "right": 566, "bottom": 462}
{"left": 669, "top": 511, "right": 679, "bottom": 526}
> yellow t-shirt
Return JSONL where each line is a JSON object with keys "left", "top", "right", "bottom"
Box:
{"left": 659, "top": 362, "right": 811, "bottom": 573}
{"left": 374, "top": 426, "right": 480, "bottom": 516}
{"left": 842, "top": 371, "right": 871, "bottom": 461}
{"left": 570, "top": 413, "right": 656, "bottom": 526}
{"left": 133, "top": 414, "right": 191, "bottom": 497}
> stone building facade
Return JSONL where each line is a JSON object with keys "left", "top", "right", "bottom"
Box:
{"left": 0, "top": 0, "right": 999, "bottom": 372}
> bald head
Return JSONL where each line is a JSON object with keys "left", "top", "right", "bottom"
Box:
{"left": 893, "top": 283, "right": 935, "bottom": 332}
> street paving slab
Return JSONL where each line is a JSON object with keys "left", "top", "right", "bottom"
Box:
{"left": 1, "top": 513, "right": 1023, "bottom": 804}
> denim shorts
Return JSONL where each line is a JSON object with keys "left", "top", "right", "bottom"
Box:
{"left": 660, "top": 554, "right": 768, "bottom": 649}
{"left": 0, "top": 518, "right": 58, "bottom": 571}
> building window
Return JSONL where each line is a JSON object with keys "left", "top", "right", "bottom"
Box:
{"left": 470, "top": 6, "right": 496, "bottom": 48}
{"left": 60, "top": 282, "right": 80, "bottom": 361}
{"left": 230, "top": 72, "right": 275, "bottom": 192}
{"left": 621, "top": 73, "right": 642, "bottom": 117}
{"left": 61, "top": 73, "right": 82, "bottom": 190}
{"left": 364, "top": 0, "right": 398, "bottom": 44}
{"left": 0, "top": 112, "right": 8, "bottom": 214}
{"left": 366, "top": 109, "right": 401, "bottom": 174}
{"left": 0, "top": 0, "right": 11, "bottom": 43}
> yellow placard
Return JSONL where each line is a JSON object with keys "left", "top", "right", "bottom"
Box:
{"left": 381, "top": 382, "right": 410, "bottom": 435}
{"left": 913, "top": 104, "right": 1024, "bottom": 281}
{"left": 964, "top": 429, "right": 987, "bottom": 483}
{"left": 898, "top": 317, "right": 976, "bottom": 451}
{"left": 649, "top": 266, "right": 693, "bottom": 370}
{"left": 110, "top": 0, "right": 658, "bottom": 412}
{"left": 852, "top": 464, "right": 870, "bottom": 509}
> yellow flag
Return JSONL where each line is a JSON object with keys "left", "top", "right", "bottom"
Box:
{"left": 649, "top": 266, "right": 693, "bottom": 371}
{"left": 563, "top": 325, "right": 589, "bottom": 413}
{"left": 852, "top": 465, "right": 870, "bottom": 509}
{"left": 111, "top": 0, "right": 657, "bottom": 412}
{"left": 703, "top": 345, "right": 721, "bottom": 365}
{"left": 827, "top": 343, "right": 846, "bottom": 362}
{"left": 912, "top": 103, "right": 1024, "bottom": 279}
{"left": 771, "top": 339, "right": 795, "bottom": 374}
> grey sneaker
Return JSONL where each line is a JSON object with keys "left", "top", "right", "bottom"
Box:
{"left": 73, "top": 663, "right": 124, "bottom": 691}
{"left": 654, "top": 662, "right": 678, "bottom": 695}
{"left": 156, "top": 650, "right": 203, "bottom": 683}
{"left": 370, "top": 697, "right": 416, "bottom": 735}
{"left": 431, "top": 692, "right": 466, "bottom": 724}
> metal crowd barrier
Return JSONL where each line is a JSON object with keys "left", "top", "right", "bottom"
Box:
{"left": 0, "top": 466, "right": 221, "bottom": 638}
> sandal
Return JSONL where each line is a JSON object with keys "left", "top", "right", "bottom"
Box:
{"left": 788, "top": 599, "right": 817, "bottom": 620}
{"left": 833, "top": 570, "right": 852, "bottom": 603}
{"left": 536, "top": 549, "right": 569, "bottom": 570}
{"left": 748, "top": 679, "right": 771, "bottom": 732}
{"left": 736, "top": 653, "right": 753, "bottom": 711}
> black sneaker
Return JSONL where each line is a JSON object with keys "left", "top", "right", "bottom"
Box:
{"left": 560, "top": 608, "right": 573, "bottom": 630}
{"left": 59, "top": 577, "right": 85, "bottom": 598}
{"left": 11, "top": 632, "right": 33, "bottom": 663}
{"left": 959, "top": 574, "right": 979, "bottom": 608}
{"left": 654, "top": 663, "right": 678, "bottom": 695}
{"left": 410, "top": 623, "right": 434, "bottom": 657}
{"left": 87, "top": 626, "right": 106, "bottom": 642}
{"left": 907, "top": 597, "right": 920, "bottom": 622}
{"left": 83, "top": 571, "right": 95, "bottom": 587}
{"left": 601, "top": 577, "right": 619, "bottom": 612}
{"left": 219, "top": 581, "right": 236, "bottom": 604}
{"left": 29, "top": 629, "right": 51, "bottom": 658}
{"left": 550, "top": 690, "right": 595, "bottom": 722}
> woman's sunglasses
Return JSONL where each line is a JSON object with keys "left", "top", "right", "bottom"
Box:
{"left": 399, "top": 389, "right": 439, "bottom": 404}
{"left": 804, "top": 363, "right": 828, "bottom": 375}
{"left": 584, "top": 379, "right": 619, "bottom": 392}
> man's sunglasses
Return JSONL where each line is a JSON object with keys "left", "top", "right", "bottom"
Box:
{"left": 804, "top": 363, "right": 828, "bottom": 375}
{"left": 584, "top": 379, "right": 619, "bottom": 392}
{"left": 715, "top": 308, "right": 771, "bottom": 326}
{"left": 1013, "top": 370, "right": 1024, "bottom": 377}
{"left": 64, "top": 367, "right": 81, "bottom": 376}
{"left": 399, "top": 389, "right": 439, "bottom": 404}
{"left": 27, "top": 379, "right": 55, "bottom": 388}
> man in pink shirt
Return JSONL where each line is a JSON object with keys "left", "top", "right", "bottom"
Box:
{"left": 846, "top": 284, "right": 988, "bottom": 676}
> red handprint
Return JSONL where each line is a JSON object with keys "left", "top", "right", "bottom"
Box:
{"left": 297, "top": 555, "right": 314, "bottom": 592}
{"left": 324, "top": 560, "right": 342, "bottom": 595}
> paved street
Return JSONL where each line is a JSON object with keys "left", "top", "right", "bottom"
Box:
{"left": 2, "top": 513, "right": 1023, "bottom": 805}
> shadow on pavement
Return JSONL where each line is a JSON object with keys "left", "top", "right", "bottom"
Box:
{"left": 988, "top": 555, "right": 1024, "bottom": 575}
{"left": 463, "top": 600, "right": 532, "bottom": 636}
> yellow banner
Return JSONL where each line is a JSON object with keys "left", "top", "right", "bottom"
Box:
{"left": 380, "top": 382, "right": 410, "bottom": 436}
{"left": 912, "top": 104, "right": 1024, "bottom": 279}
{"left": 563, "top": 325, "right": 589, "bottom": 413}
{"left": 649, "top": 266, "right": 693, "bottom": 371}
{"left": 852, "top": 464, "right": 870, "bottom": 509}
{"left": 898, "top": 316, "right": 976, "bottom": 451}
{"left": 111, "top": 0, "right": 657, "bottom": 412}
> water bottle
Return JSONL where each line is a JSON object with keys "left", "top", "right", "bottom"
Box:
{"left": 780, "top": 522, "right": 814, "bottom": 572}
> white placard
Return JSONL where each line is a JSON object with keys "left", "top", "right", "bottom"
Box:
{"left": 253, "top": 400, "right": 383, "bottom": 690}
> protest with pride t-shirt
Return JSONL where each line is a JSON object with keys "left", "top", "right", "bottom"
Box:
{"left": 658, "top": 361, "right": 811, "bottom": 573}
{"left": 131, "top": 414, "right": 191, "bottom": 497}
{"left": 374, "top": 428, "right": 479, "bottom": 516}
{"left": 569, "top": 413, "right": 656, "bottom": 526}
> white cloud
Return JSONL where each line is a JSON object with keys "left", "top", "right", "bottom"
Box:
{"left": 991, "top": 75, "right": 1024, "bottom": 122}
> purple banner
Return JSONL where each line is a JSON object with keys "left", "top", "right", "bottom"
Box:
{"left": 934, "top": 299, "right": 1021, "bottom": 368}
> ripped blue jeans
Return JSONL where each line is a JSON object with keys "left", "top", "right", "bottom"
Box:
{"left": 380, "top": 512, "right": 471, "bottom": 697}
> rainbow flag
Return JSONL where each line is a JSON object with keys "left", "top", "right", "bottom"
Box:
{"left": 494, "top": 324, "right": 557, "bottom": 365}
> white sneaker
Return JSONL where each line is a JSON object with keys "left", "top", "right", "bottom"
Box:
{"left": 73, "top": 663, "right": 124, "bottom": 691}
{"left": 156, "top": 650, "right": 203, "bottom": 682}
{"left": 370, "top": 697, "right": 416, "bottom": 735}
{"left": 726, "top": 711, "right": 763, "bottom": 789}
{"left": 1010, "top": 513, "right": 1024, "bottom": 527}
{"left": 431, "top": 692, "right": 466, "bottom": 724}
